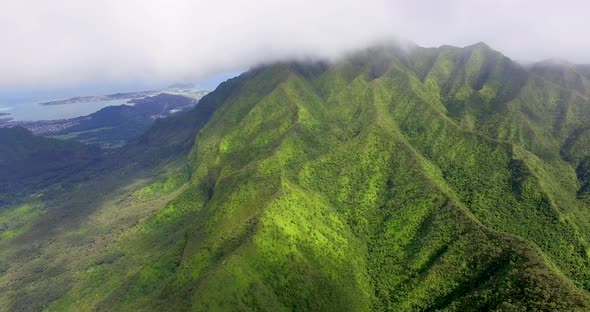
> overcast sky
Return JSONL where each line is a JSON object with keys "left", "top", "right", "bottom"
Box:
{"left": 2, "top": 0, "right": 589, "bottom": 88}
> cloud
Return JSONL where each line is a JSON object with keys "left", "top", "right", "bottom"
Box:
{"left": 1, "top": 0, "right": 589, "bottom": 87}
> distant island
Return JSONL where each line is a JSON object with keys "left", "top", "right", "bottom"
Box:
{"left": 39, "top": 90, "right": 160, "bottom": 106}
{"left": 0, "top": 112, "right": 11, "bottom": 123}
{"left": 166, "top": 82, "right": 195, "bottom": 89}
{"left": 38, "top": 84, "right": 205, "bottom": 106}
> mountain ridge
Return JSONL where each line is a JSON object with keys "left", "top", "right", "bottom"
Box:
{"left": 2, "top": 42, "right": 590, "bottom": 311}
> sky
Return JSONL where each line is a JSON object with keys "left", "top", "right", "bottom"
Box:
{"left": 1, "top": 0, "right": 589, "bottom": 89}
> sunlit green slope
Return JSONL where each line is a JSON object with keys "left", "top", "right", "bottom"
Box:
{"left": 3, "top": 43, "right": 590, "bottom": 311}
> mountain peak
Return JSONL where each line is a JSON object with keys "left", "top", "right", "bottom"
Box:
{"left": 464, "top": 41, "right": 501, "bottom": 55}
{"left": 469, "top": 41, "right": 491, "bottom": 48}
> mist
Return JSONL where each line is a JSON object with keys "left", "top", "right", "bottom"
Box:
{"left": 2, "top": 0, "right": 589, "bottom": 88}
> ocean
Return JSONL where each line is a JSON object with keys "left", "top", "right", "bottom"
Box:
{"left": 0, "top": 98, "right": 129, "bottom": 121}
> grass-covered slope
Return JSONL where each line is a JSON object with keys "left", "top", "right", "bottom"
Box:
{"left": 3, "top": 43, "right": 590, "bottom": 311}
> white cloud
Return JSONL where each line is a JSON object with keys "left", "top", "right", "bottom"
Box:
{"left": 1, "top": 0, "right": 589, "bottom": 87}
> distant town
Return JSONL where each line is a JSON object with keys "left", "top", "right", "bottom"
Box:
{"left": 0, "top": 116, "right": 84, "bottom": 135}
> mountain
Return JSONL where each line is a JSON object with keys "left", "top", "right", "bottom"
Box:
{"left": 2, "top": 42, "right": 590, "bottom": 311}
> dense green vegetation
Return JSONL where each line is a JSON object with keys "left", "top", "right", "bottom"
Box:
{"left": 0, "top": 199, "right": 44, "bottom": 240}
{"left": 0, "top": 127, "right": 101, "bottom": 206}
{"left": 3, "top": 42, "right": 590, "bottom": 311}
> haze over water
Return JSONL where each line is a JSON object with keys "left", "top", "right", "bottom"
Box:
{"left": 0, "top": 99, "right": 128, "bottom": 121}
{"left": 0, "top": 72, "right": 239, "bottom": 121}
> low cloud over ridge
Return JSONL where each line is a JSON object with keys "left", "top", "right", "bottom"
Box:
{"left": 2, "top": 0, "right": 589, "bottom": 87}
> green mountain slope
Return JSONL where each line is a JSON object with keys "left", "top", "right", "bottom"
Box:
{"left": 3, "top": 43, "right": 590, "bottom": 311}
{"left": 0, "top": 72, "right": 251, "bottom": 311}
{"left": 0, "top": 127, "right": 101, "bottom": 206}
